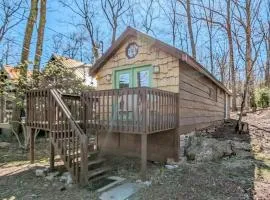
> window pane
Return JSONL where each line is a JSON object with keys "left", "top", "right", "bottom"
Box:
{"left": 119, "top": 73, "right": 130, "bottom": 88}
{"left": 137, "top": 70, "right": 149, "bottom": 87}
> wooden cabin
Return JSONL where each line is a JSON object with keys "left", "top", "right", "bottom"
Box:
{"left": 89, "top": 27, "right": 231, "bottom": 161}
{"left": 26, "top": 27, "right": 231, "bottom": 186}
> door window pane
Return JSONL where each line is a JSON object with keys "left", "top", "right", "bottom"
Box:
{"left": 137, "top": 70, "right": 149, "bottom": 87}
{"left": 119, "top": 73, "right": 130, "bottom": 88}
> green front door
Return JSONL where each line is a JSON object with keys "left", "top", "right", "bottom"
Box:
{"left": 115, "top": 65, "right": 152, "bottom": 88}
{"left": 114, "top": 65, "right": 152, "bottom": 122}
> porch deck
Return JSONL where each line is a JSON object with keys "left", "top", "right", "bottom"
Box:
{"left": 26, "top": 87, "right": 179, "bottom": 185}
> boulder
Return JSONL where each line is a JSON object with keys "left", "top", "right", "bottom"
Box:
{"left": 185, "top": 137, "right": 234, "bottom": 162}
{"left": 0, "top": 142, "right": 10, "bottom": 149}
{"left": 231, "top": 141, "right": 252, "bottom": 151}
{"left": 45, "top": 172, "right": 59, "bottom": 181}
{"left": 35, "top": 168, "right": 48, "bottom": 177}
{"left": 60, "top": 172, "right": 73, "bottom": 185}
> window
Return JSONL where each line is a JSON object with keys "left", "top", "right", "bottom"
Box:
{"left": 119, "top": 73, "right": 130, "bottom": 88}
{"left": 209, "top": 87, "right": 217, "bottom": 101}
{"left": 137, "top": 70, "right": 150, "bottom": 87}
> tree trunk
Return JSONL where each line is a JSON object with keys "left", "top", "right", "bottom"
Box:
{"left": 226, "top": 0, "right": 237, "bottom": 111}
{"left": 111, "top": 23, "right": 117, "bottom": 44}
{"left": 33, "top": 0, "right": 47, "bottom": 86}
{"left": 245, "top": 0, "right": 255, "bottom": 110}
{"left": 20, "top": 0, "right": 39, "bottom": 76}
{"left": 186, "top": 0, "right": 196, "bottom": 59}
{"left": 266, "top": 24, "right": 270, "bottom": 87}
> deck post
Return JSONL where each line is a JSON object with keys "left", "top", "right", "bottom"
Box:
{"left": 49, "top": 132, "right": 55, "bottom": 171}
{"left": 29, "top": 127, "right": 35, "bottom": 164}
{"left": 141, "top": 134, "right": 147, "bottom": 180}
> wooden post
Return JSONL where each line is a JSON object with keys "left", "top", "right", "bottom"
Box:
{"left": 80, "top": 134, "right": 88, "bottom": 186}
{"left": 29, "top": 127, "right": 35, "bottom": 164}
{"left": 49, "top": 132, "right": 55, "bottom": 171}
{"left": 141, "top": 134, "right": 147, "bottom": 180}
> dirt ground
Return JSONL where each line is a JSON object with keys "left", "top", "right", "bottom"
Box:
{"left": 1, "top": 109, "right": 270, "bottom": 200}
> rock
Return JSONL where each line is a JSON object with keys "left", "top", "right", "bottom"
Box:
{"left": 207, "top": 128, "right": 216, "bottom": 133}
{"left": 60, "top": 172, "right": 73, "bottom": 185}
{"left": 136, "top": 179, "right": 152, "bottom": 186}
{"left": 35, "top": 168, "right": 48, "bottom": 177}
{"left": 59, "top": 186, "right": 66, "bottom": 191}
{"left": 142, "top": 181, "right": 152, "bottom": 187}
{"left": 165, "top": 165, "right": 178, "bottom": 170}
{"left": 45, "top": 174, "right": 55, "bottom": 181}
{"left": 0, "top": 142, "right": 10, "bottom": 149}
{"left": 45, "top": 172, "right": 59, "bottom": 181}
{"left": 185, "top": 137, "right": 234, "bottom": 162}
{"left": 231, "top": 141, "right": 251, "bottom": 151}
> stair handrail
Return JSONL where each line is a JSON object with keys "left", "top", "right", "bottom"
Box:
{"left": 49, "top": 89, "right": 88, "bottom": 186}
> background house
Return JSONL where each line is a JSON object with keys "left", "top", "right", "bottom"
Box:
{"left": 49, "top": 54, "right": 96, "bottom": 87}
{"left": 0, "top": 65, "right": 32, "bottom": 126}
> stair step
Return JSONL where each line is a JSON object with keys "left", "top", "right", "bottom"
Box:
{"left": 88, "top": 151, "right": 100, "bottom": 160}
{"left": 88, "top": 174, "right": 109, "bottom": 183}
{"left": 88, "top": 167, "right": 110, "bottom": 180}
{"left": 88, "top": 158, "right": 105, "bottom": 169}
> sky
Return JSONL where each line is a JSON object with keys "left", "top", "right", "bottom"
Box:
{"left": 1, "top": 0, "right": 269, "bottom": 84}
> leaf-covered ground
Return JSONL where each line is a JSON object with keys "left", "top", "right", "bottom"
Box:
{"left": 0, "top": 109, "right": 270, "bottom": 200}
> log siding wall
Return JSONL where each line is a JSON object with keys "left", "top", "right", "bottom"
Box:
{"left": 179, "top": 62, "right": 226, "bottom": 133}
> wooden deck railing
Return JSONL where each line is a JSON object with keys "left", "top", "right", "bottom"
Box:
{"left": 26, "top": 87, "right": 179, "bottom": 134}
{"left": 26, "top": 89, "right": 49, "bottom": 130}
{"left": 62, "top": 94, "right": 82, "bottom": 122}
{"left": 81, "top": 87, "right": 178, "bottom": 134}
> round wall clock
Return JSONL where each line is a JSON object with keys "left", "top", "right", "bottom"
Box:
{"left": 126, "top": 42, "right": 139, "bottom": 59}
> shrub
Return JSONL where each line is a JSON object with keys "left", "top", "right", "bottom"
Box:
{"left": 255, "top": 87, "right": 270, "bottom": 108}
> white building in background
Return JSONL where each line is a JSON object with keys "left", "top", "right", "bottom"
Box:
{"left": 50, "top": 54, "right": 97, "bottom": 87}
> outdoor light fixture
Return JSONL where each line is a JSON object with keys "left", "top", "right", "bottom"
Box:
{"left": 153, "top": 65, "right": 160, "bottom": 73}
{"left": 106, "top": 74, "right": 112, "bottom": 82}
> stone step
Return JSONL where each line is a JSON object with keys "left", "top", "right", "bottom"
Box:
{"left": 88, "top": 158, "right": 105, "bottom": 170}
{"left": 88, "top": 167, "right": 110, "bottom": 180}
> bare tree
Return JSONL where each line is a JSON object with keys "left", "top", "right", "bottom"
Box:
{"left": 189, "top": 0, "right": 237, "bottom": 111}
{"left": 199, "top": 0, "right": 215, "bottom": 74}
{"left": 101, "top": 0, "right": 130, "bottom": 44}
{"left": 178, "top": 0, "right": 197, "bottom": 59}
{"left": 138, "top": 0, "right": 159, "bottom": 35}
{"left": 33, "top": 0, "right": 47, "bottom": 85}
{"left": 20, "top": 0, "right": 39, "bottom": 75}
{"left": 0, "top": 0, "right": 24, "bottom": 43}
{"left": 60, "top": 0, "right": 101, "bottom": 61}
{"left": 233, "top": 0, "right": 263, "bottom": 110}
{"left": 159, "top": 0, "right": 179, "bottom": 46}
{"left": 232, "top": 0, "right": 264, "bottom": 132}
{"left": 215, "top": 42, "right": 229, "bottom": 85}
{"left": 260, "top": 1, "right": 270, "bottom": 87}
{"left": 62, "top": 32, "right": 86, "bottom": 59}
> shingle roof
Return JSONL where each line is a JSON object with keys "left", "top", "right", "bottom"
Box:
{"left": 4, "top": 65, "right": 32, "bottom": 81}
{"left": 51, "top": 54, "right": 92, "bottom": 81}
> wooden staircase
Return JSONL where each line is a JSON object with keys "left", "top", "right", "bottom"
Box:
{"left": 47, "top": 89, "right": 109, "bottom": 186}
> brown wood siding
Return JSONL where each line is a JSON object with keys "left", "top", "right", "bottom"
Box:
{"left": 95, "top": 36, "right": 179, "bottom": 93}
{"left": 179, "top": 63, "right": 225, "bottom": 133}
